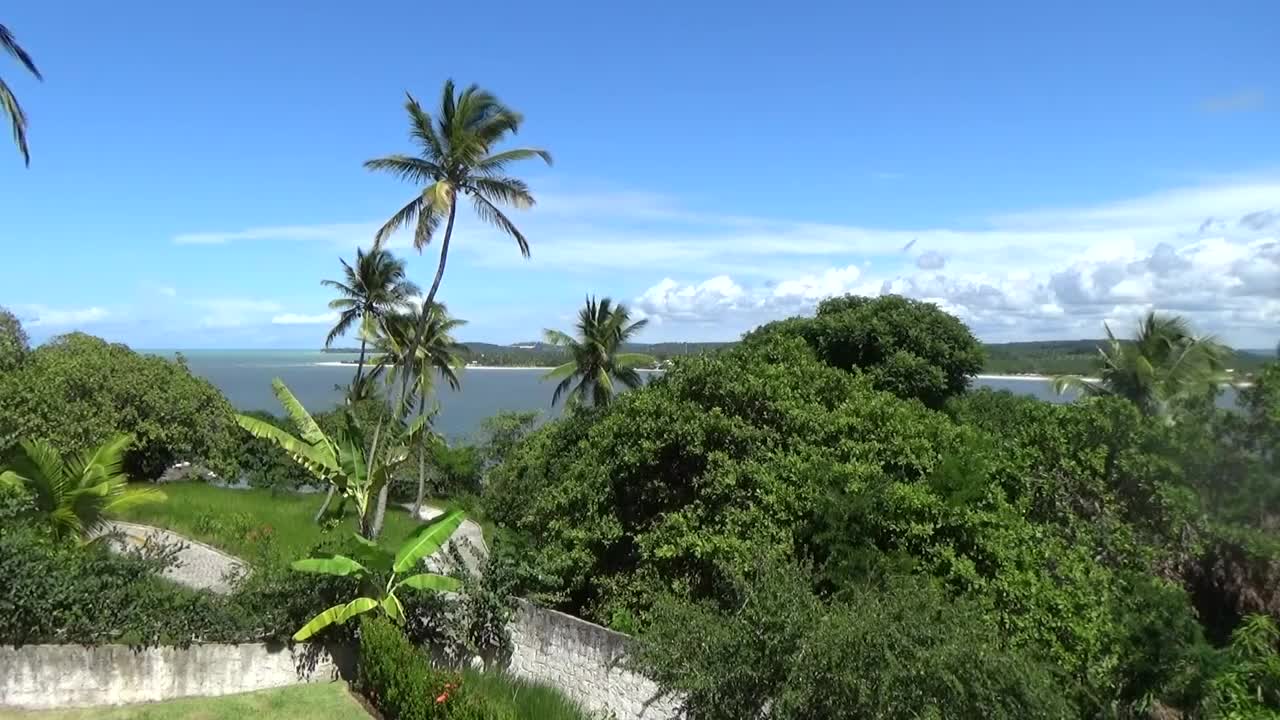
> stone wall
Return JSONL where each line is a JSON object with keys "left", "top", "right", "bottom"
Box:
{"left": 506, "top": 600, "right": 682, "bottom": 720}
{"left": 0, "top": 643, "right": 352, "bottom": 710}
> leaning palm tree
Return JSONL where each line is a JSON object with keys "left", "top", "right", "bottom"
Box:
{"left": 1053, "top": 311, "right": 1229, "bottom": 416}
{"left": 0, "top": 433, "right": 164, "bottom": 542}
{"left": 368, "top": 304, "right": 467, "bottom": 518}
{"left": 2, "top": 23, "right": 41, "bottom": 166}
{"left": 365, "top": 80, "right": 550, "bottom": 414}
{"left": 322, "top": 247, "right": 420, "bottom": 392}
{"left": 543, "top": 297, "right": 654, "bottom": 408}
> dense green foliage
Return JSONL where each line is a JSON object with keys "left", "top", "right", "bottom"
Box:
{"left": 744, "top": 294, "right": 984, "bottom": 407}
{"left": 632, "top": 559, "right": 1074, "bottom": 720}
{"left": 489, "top": 297, "right": 1280, "bottom": 717}
{"left": 1, "top": 433, "right": 162, "bottom": 541}
{"left": 0, "top": 334, "right": 240, "bottom": 478}
{"left": 0, "top": 305, "right": 28, "bottom": 371}
{"left": 0, "top": 510, "right": 360, "bottom": 646}
{"left": 488, "top": 335, "right": 974, "bottom": 624}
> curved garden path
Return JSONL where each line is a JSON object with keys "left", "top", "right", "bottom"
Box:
{"left": 94, "top": 521, "right": 247, "bottom": 594}
{"left": 96, "top": 506, "right": 487, "bottom": 595}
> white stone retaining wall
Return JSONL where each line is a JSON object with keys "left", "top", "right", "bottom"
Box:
{"left": 0, "top": 643, "right": 350, "bottom": 710}
{"left": 506, "top": 600, "right": 683, "bottom": 720}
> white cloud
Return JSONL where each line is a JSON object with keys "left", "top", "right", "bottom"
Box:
{"left": 635, "top": 221, "right": 1280, "bottom": 345}
{"left": 19, "top": 305, "right": 109, "bottom": 327}
{"left": 174, "top": 223, "right": 375, "bottom": 246}
{"left": 195, "top": 299, "right": 282, "bottom": 328}
{"left": 158, "top": 286, "right": 177, "bottom": 298}
{"left": 1201, "top": 89, "right": 1265, "bottom": 113}
{"left": 271, "top": 312, "right": 338, "bottom": 325}
{"left": 171, "top": 179, "right": 1280, "bottom": 345}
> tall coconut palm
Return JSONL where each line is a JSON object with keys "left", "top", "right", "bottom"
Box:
{"left": 368, "top": 304, "right": 467, "bottom": 519}
{"left": 2, "top": 23, "right": 41, "bottom": 166}
{"left": 543, "top": 297, "right": 654, "bottom": 408}
{"left": 364, "top": 80, "right": 550, "bottom": 415}
{"left": 1053, "top": 311, "right": 1229, "bottom": 416}
{"left": 0, "top": 433, "right": 163, "bottom": 542}
{"left": 322, "top": 247, "right": 420, "bottom": 392}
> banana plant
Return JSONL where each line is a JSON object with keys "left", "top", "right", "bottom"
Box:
{"left": 235, "top": 378, "right": 426, "bottom": 536}
{"left": 290, "top": 509, "right": 466, "bottom": 641}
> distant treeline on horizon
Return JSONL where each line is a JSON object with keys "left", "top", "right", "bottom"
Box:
{"left": 322, "top": 339, "right": 1276, "bottom": 377}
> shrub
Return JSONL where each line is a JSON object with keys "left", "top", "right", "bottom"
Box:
{"left": 0, "top": 515, "right": 360, "bottom": 647}
{"left": 359, "top": 615, "right": 491, "bottom": 720}
{"left": 0, "top": 333, "right": 239, "bottom": 478}
{"left": 632, "top": 558, "right": 1074, "bottom": 720}
{"left": 744, "top": 293, "right": 984, "bottom": 407}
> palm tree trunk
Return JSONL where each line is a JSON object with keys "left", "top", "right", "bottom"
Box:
{"left": 370, "top": 482, "right": 391, "bottom": 539}
{"left": 394, "top": 199, "right": 457, "bottom": 419}
{"left": 376, "top": 198, "right": 458, "bottom": 539}
{"left": 412, "top": 394, "right": 428, "bottom": 517}
{"left": 353, "top": 335, "right": 368, "bottom": 389}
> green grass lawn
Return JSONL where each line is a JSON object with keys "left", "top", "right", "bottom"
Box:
{"left": 111, "top": 483, "right": 423, "bottom": 566}
{"left": 0, "top": 683, "right": 370, "bottom": 719}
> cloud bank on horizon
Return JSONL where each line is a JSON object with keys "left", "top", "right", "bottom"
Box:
{"left": 12, "top": 176, "right": 1280, "bottom": 349}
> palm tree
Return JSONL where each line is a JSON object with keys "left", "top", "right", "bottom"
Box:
{"left": 368, "top": 304, "right": 467, "bottom": 519}
{"left": 2, "top": 23, "right": 41, "bottom": 166}
{"left": 543, "top": 297, "right": 654, "bottom": 408}
{"left": 1053, "top": 311, "right": 1229, "bottom": 416}
{"left": 364, "top": 80, "right": 550, "bottom": 414}
{"left": 322, "top": 247, "right": 420, "bottom": 392}
{"left": 0, "top": 433, "right": 163, "bottom": 542}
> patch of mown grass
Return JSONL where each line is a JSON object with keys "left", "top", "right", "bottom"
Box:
{"left": 112, "top": 483, "right": 421, "bottom": 566}
{"left": 0, "top": 683, "right": 371, "bottom": 719}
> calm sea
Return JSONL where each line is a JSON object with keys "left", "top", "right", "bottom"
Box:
{"left": 148, "top": 350, "right": 1240, "bottom": 441}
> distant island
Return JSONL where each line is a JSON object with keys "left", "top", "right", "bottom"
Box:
{"left": 324, "top": 340, "right": 1273, "bottom": 377}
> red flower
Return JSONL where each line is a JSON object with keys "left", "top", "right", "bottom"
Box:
{"left": 435, "top": 692, "right": 449, "bottom": 704}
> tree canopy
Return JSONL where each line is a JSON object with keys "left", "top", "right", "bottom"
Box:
{"left": 0, "top": 334, "right": 240, "bottom": 478}
{"left": 744, "top": 294, "right": 984, "bottom": 407}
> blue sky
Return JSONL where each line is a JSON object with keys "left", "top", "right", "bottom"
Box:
{"left": 2, "top": 0, "right": 1277, "bottom": 348}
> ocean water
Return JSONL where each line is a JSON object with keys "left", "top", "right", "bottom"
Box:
{"left": 150, "top": 350, "right": 1240, "bottom": 440}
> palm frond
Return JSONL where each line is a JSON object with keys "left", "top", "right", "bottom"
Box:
{"left": 475, "top": 148, "right": 553, "bottom": 176}
{"left": 470, "top": 176, "right": 536, "bottom": 209}
{"left": 0, "top": 78, "right": 30, "bottom": 166}
{"left": 404, "top": 92, "right": 445, "bottom": 160}
{"left": 0, "top": 25, "right": 41, "bottom": 78}
{"left": 471, "top": 194, "right": 531, "bottom": 257}
{"left": 325, "top": 309, "right": 360, "bottom": 347}
{"left": 363, "top": 155, "right": 440, "bottom": 185}
{"left": 542, "top": 329, "right": 577, "bottom": 347}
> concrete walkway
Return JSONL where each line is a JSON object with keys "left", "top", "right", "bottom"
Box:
{"left": 96, "top": 506, "right": 486, "bottom": 595}
{"left": 94, "top": 521, "right": 247, "bottom": 594}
